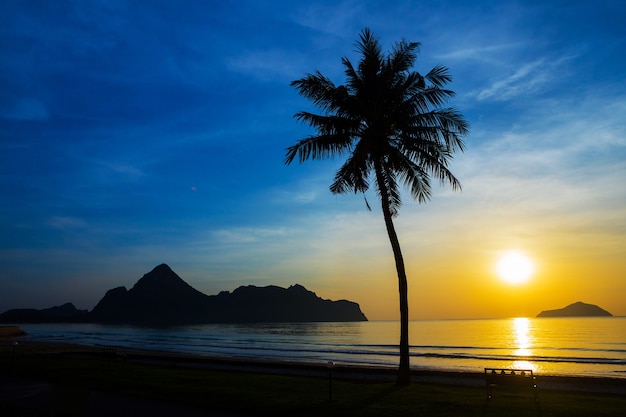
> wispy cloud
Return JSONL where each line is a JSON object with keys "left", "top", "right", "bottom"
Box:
{"left": 470, "top": 52, "right": 580, "bottom": 101}
{"left": 473, "top": 60, "right": 547, "bottom": 101}
{"left": 438, "top": 43, "right": 526, "bottom": 62}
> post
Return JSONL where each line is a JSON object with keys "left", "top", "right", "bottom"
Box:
{"left": 327, "top": 360, "right": 335, "bottom": 402}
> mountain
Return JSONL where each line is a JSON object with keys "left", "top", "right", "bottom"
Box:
{"left": 87, "top": 264, "right": 367, "bottom": 325}
{"left": 89, "top": 264, "right": 214, "bottom": 325}
{"left": 537, "top": 301, "right": 613, "bottom": 317}
{"left": 205, "top": 283, "right": 367, "bottom": 323}
{"left": 0, "top": 303, "right": 88, "bottom": 323}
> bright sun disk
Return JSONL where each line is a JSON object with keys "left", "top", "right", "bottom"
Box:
{"left": 496, "top": 251, "right": 535, "bottom": 284}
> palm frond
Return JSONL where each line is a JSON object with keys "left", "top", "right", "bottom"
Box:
{"left": 291, "top": 72, "right": 346, "bottom": 113}
{"left": 400, "top": 71, "right": 426, "bottom": 96}
{"left": 411, "top": 86, "right": 457, "bottom": 110}
{"left": 356, "top": 28, "right": 384, "bottom": 82}
{"left": 285, "top": 131, "right": 354, "bottom": 165}
{"left": 330, "top": 151, "right": 370, "bottom": 194}
{"left": 424, "top": 65, "right": 452, "bottom": 87}
{"left": 293, "top": 112, "right": 357, "bottom": 135}
{"left": 397, "top": 160, "right": 432, "bottom": 204}
{"left": 364, "top": 195, "right": 372, "bottom": 211}
{"left": 402, "top": 139, "right": 462, "bottom": 193}
{"left": 387, "top": 39, "right": 419, "bottom": 74}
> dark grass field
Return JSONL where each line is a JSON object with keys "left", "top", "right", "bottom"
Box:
{"left": 2, "top": 340, "right": 626, "bottom": 416}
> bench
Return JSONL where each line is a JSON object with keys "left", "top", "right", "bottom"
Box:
{"left": 484, "top": 368, "right": 538, "bottom": 402}
{"left": 100, "top": 347, "right": 127, "bottom": 365}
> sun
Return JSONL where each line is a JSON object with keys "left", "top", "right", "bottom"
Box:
{"left": 495, "top": 251, "right": 535, "bottom": 284}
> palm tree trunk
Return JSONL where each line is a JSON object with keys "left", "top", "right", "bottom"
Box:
{"left": 375, "top": 167, "right": 411, "bottom": 385}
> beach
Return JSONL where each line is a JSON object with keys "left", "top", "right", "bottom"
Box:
{"left": 2, "top": 337, "right": 626, "bottom": 416}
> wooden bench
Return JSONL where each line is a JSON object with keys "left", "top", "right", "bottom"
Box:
{"left": 484, "top": 368, "right": 538, "bottom": 402}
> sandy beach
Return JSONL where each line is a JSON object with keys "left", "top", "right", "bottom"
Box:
{"left": 2, "top": 337, "right": 626, "bottom": 416}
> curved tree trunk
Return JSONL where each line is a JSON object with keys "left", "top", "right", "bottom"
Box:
{"left": 375, "top": 166, "right": 411, "bottom": 385}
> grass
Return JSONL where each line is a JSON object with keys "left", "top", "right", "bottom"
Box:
{"left": 2, "top": 343, "right": 626, "bottom": 416}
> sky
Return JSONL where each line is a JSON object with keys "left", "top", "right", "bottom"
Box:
{"left": 1, "top": 0, "right": 625, "bottom": 320}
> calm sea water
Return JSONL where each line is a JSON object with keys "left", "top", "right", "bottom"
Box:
{"left": 16, "top": 317, "right": 626, "bottom": 379}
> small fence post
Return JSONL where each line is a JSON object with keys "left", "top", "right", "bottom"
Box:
{"left": 327, "top": 360, "right": 335, "bottom": 402}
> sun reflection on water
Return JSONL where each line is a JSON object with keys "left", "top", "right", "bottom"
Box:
{"left": 512, "top": 318, "right": 538, "bottom": 372}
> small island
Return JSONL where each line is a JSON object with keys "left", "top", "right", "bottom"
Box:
{"left": 537, "top": 301, "right": 612, "bottom": 317}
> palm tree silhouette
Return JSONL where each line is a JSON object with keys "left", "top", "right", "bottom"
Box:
{"left": 285, "top": 28, "right": 468, "bottom": 385}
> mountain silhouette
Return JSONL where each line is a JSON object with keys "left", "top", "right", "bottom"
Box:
{"left": 537, "top": 301, "right": 612, "bottom": 317}
{"left": 1, "top": 264, "right": 368, "bottom": 325}
{"left": 206, "top": 283, "right": 367, "bottom": 323}
{"left": 0, "top": 303, "right": 87, "bottom": 323}
{"left": 89, "top": 264, "right": 214, "bottom": 325}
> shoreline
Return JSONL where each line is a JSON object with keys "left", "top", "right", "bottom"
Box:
{"left": 5, "top": 338, "right": 626, "bottom": 395}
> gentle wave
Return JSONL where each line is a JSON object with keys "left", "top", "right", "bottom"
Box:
{"left": 39, "top": 335, "right": 626, "bottom": 367}
{"left": 415, "top": 352, "right": 626, "bottom": 365}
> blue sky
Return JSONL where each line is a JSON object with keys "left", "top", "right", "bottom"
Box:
{"left": 1, "top": 0, "right": 625, "bottom": 319}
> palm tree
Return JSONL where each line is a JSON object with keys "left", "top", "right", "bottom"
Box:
{"left": 285, "top": 28, "right": 468, "bottom": 385}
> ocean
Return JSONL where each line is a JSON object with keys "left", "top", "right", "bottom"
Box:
{"left": 14, "top": 317, "right": 626, "bottom": 379}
